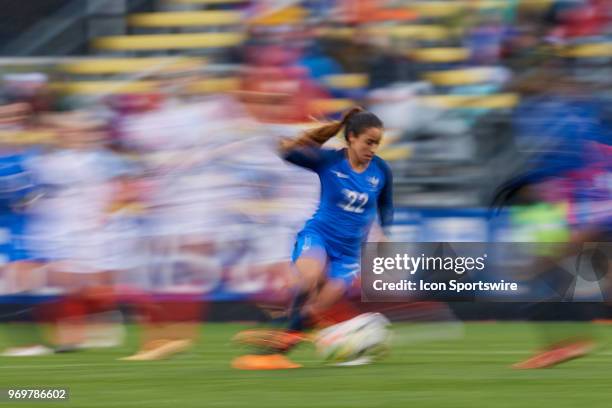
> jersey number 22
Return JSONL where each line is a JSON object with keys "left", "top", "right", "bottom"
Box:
{"left": 340, "top": 189, "right": 368, "bottom": 213}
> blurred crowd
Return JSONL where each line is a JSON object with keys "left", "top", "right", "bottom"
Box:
{"left": 0, "top": 0, "right": 609, "bottom": 354}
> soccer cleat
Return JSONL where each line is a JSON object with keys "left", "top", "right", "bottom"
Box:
{"left": 231, "top": 354, "right": 302, "bottom": 370}
{"left": 1, "top": 345, "right": 54, "bottom": 357}
{"left": 233, "top": 330, "right": 308, "bottom": 353}
{"left": 120, "top": 339, "right": 193, "bottom": 361}
{"left": 54, "top": 345, "right": 82, "bottom": 353}
{"left": 512, "top": 340, "right": 596, "bottom": 369}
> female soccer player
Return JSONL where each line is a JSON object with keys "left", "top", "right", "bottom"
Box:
{"left": 233, "top": 107, "right": 394, "bottom": 370}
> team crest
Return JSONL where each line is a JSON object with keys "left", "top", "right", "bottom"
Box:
{"left": 367, "top": 176, "right": 379, "bottom": 188}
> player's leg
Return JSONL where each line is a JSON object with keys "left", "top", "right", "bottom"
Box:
{"left": 236, "top": 233, "right": 327, "bottom": 345}
{"left": 122, "top": 235, "right": 205, "bottom": 361}
{"left": 302, "top": 278, "right": 350, "bottom": 328}
{"left": 513, "top": 302, "right": 599, "bottom": 369}
{"left": 50, "top": 263, "right": 121, "bottom": 352}
{"left": 302, "top": 253, "right": 362, "bottom": 329}
{"left": 235, "top": 253, "right": 352, "bottom": 354}
{"left": 231, "top": 232, "right": 327, "bottom": 369}
{"left": 278, "top": 230, "right": 328, "bottom": 333}
{"left": 1, "top": 260, "right": 53, "bottom": 356}
{"left": 513, "top": 231, "right": 610, "bottom": 369}
{"left": 285, "top": 256, "right": 326, "bottom": 331}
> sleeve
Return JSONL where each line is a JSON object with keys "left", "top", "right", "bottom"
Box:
{"left": 377, "top": 159, "right": 394, "bottom": 233}
{"left": 282, "top": 147, "right": 335, "bottom": 173}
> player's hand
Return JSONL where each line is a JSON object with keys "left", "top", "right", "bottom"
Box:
{"left": 278, "top": 137, "right": 294, "bottom": 151}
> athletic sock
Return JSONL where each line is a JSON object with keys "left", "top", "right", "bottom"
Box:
{"left": 287, "top": 292, "right": 309, "bottom": 332}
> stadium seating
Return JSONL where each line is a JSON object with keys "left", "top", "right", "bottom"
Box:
{"left": 560, "top": 42, "right": 612, "bottom": 58}
{"left": 127, "top": 11, "right": 243, "bottom": 28}
{"left": 92, "top": 32, "right": 245, "bottom": 51}
{"left": 49, "top": 80, "right": 158, "bottom": 94}
{"left": 0, "top": 130, "right": 56, "bottom": 145}
{"left": 165, "top": 0, "right": 249, "bottom": 4}
{"left": 389, "top": 25, "right": 452, "bottom": 42}
{"left": 49, "top": 77, "right": 240, "bottom": 94}
{"left": 322, "top": 74, "right": 369, "bottom": 90}
{"left": 421, "top": 94, "right": 519, "bottom": 110}
{"left": 423, "top": 68, "right": 501, "bottom": 86}
{"left": 57, "top": 57, "right": 206, "bottom": 74}
{"left": 309, "top": 99, "right": 356, "bottom": 116}
{"left": 410, "top": 48, "right": 470, "bottom": 63}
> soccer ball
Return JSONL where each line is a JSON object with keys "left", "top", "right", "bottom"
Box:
{"left": 315, "top": 313, "right": 391, "bottom": 365}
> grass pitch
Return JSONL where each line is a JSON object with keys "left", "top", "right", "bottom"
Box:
{"left": 1, "top": 322, "right": 610, "bottom": 408}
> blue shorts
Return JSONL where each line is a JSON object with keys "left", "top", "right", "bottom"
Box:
{"left": 0, "top": 213, "right": 37, "bottom": 262}
{"left": 291, "top": 230, "right": 360, "bottom": 285}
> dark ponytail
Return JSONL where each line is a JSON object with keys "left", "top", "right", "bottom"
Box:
{"left": 280, "top": 106, "right": 383, "bottom": 151}
{"left": 293, "top": 106, "right": 382, "bottom": 148}
{"left": 298, "top": 107, "right": 362, "bottom": 145}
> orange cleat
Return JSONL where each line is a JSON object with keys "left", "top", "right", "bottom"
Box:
{"left": 231, "top": 354, "right": 302, "bottom": 370}
{"left": 512, "top": 340, "right": 596, "bottom": 369}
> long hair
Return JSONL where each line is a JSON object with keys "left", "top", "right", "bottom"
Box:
{"left": 343, "top": 109, "right": 383, "bottom": 143}
{"left": 300, "top": 107, "right": 383, "bottom": 146}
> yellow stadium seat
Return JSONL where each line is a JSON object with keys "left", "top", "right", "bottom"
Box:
{"left": 187, "top": 77, "right": 241, "bottom": 93}
{"left": 57, "top": 57, "right": 206, "bottom": 74}
{"left": 0, "top": 131, "right": 56, "bottom": 145}
{"left": 309, "top": 99, "right": 355, "bottom": 115}
{"left": 421, "top": 94, "right": 519, "bottom": 109}
{"left": 92, "top": 32, "right": 244, "bottom": 51}
{"left": 410, "top": 48, "right": 470, "bottom": 63}
{"left": 389, "top": 25, "right": 452, "bottom": 41}
{"left": 560, "top": 42, "right": 612, "bottom": 58}
{"left": 406, "top": 1, "right": 465, "bottom": 18}
{"left": 49, "top": 81, "right": 158, "bottom": 94}
{"left": 249, "top": 6, "right": 307, "bottom": 26}
{"left": 378, "top": 146, "right": 412, "bottom": 161}
{"left": 468, "top": 0, "right": 508, "bottom": 10}
{"left": 128, "top": 11, "right": 242, "bottom": 27}
{"left": 423, "top": 68, "right": 494, "bottom": 86}
{"left": 518, "top": 0, "right": 553, "bottom": 11}
{"left": 167, "top": 0, "right": 248, "bottom": 4}
{"left": 50, "top": 78, "right": 242, "bottom": 95}
{"left": 323, "top": 74, "right": 369, "bottom": 89}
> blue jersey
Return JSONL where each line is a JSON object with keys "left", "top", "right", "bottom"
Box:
{"left": 0, "top": 149, "right": 40, "bottom": 262}
{"left": 0, "top": 150, "right": 38, "bottom": 210}
{"left": 284, "top": 147, "right": 393, "bottom": 256}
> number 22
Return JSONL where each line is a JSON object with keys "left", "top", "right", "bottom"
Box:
{"left": 341, "top": 189, "right": 368, "bottom": 213}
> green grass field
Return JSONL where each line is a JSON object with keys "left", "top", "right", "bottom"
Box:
{"left": 1, "top": 322, "right": 611, "bottom": 408}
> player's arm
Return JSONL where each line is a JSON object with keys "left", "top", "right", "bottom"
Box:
{"left": 377, "top": 161, "right": 394, "bottom": 238}
{"left": 277, "top": 128, "right": 337, "bottom": 171}
{"left": 279, "top": 143, "right": 327, "bottom": 172}
{"left": 278, "top": 107, "right": 363, "bottom": 171}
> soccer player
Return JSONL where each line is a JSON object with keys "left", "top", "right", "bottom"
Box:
{"left": 511, "top": 141, "right": 611, "bottom": 369}
{"left": 490, "top": 85, "right": 611, "bottom": 368}
{"left": 232, "top": 107, "right": 394, "bottom": 370}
